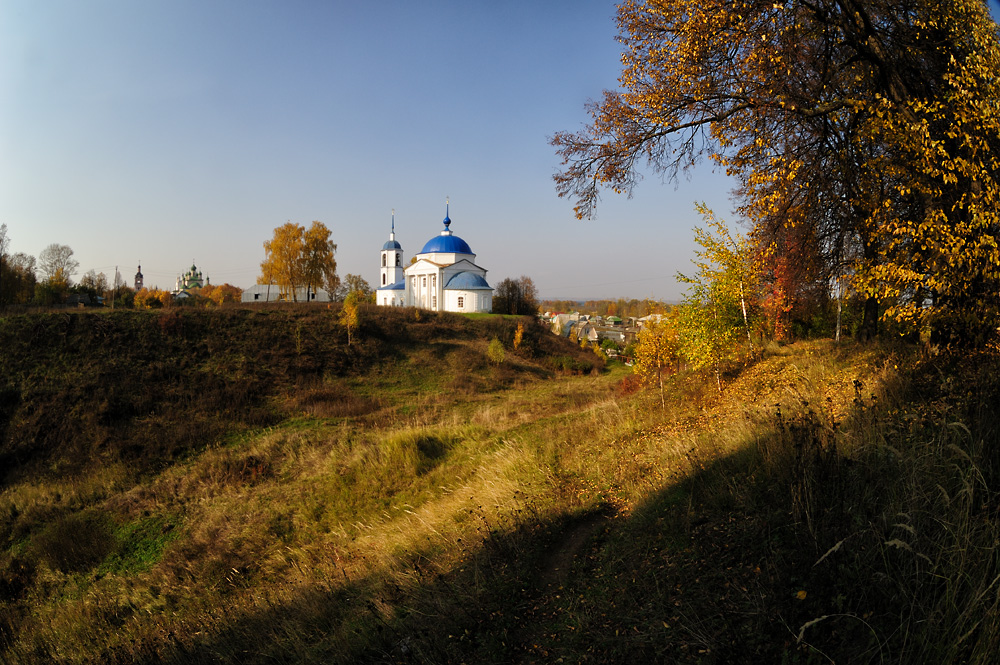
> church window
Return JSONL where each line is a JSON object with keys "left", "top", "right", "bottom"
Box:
{"left": 432, "top": 275, "right": 436, "bottom": 288}
{"left": 382, "top": 254, "right": 386, "bottom": 267}
{"left": 422, "top": 277, "right": 426, "bottom": 288}
{"left": 432, "top": 296, "right": 437, "bottom": 308}
{"left": 382, "top": 274, "right": 386, "bottom": 285}
{"left": 457, "top": 296, "right": 464, "bottom": 309}
{"left": 395, "top": 254, "right": 401, "bottom": 266}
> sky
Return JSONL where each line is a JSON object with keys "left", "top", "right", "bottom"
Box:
{"left": 3, "top": 1, "right": 998, "bottom": 303}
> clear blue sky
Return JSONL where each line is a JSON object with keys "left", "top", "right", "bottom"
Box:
{"left": 3, "top": 1, "right": 997, "bottom": 302}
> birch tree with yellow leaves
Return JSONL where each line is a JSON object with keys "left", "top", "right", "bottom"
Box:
{"left": 676, "top": 208, "right": 757, "bottom": 389}
{"left": 260, "top": 221, "right": 338, "bottom": 302}
{"left": 553, "top": 0, "right": 1000, "bottom": 345}
{"left": 633, "top": 315, "right": 681, "bottom": 408}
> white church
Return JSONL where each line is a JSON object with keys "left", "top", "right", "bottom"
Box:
{"left": 376, "top": 203, "right": 493, "bottom": 313}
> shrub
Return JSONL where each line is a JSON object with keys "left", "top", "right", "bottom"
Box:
{"left": 487, "top": 338, "right": 505, "bottom": 365}
{"left": 548, "top": 355, "right": 594, "bottom": 374}
{"left": 616, "top": 373, "right": 643, "bottom": 396}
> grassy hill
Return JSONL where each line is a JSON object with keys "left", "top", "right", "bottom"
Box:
{"left": 2, "top": 307, "right": 999, "bottom": 663}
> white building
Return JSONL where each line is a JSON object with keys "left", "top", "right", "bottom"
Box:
{"left": 376, "top": 205, "right": 493, "bottom": 313}
{"left": 241, "top": 284, "right": 330, "bottom": 303}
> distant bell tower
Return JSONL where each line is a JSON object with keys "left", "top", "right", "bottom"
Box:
{"left": 380, "top": 210, "right": 404, "bottom": 288}
{"left": 134, "top": 264, "right": 144, "bottom": 291}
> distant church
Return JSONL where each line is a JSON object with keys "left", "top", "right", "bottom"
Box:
{"left": 376, "top": 203, "right": 493, "bottom": 313}
{"left": 174, "top": 262, "right": 208, "bottom": 295}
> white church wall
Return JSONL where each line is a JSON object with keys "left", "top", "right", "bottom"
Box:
{"left": 444, "top": 289, "right": 492, "bottom": 313}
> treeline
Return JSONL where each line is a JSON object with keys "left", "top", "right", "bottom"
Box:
{"left": 541, "top": 298, "right": 670, "bottom": 319}
{"left": 0, "top": 224, "right": 242, "bottom": 309}
{"left": 554, "top": 0, "right": 1000, "bottom": 347}
{"left": 0, "top": 227, "right": 91, "bottom": 307}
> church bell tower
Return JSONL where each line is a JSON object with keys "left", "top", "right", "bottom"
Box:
{"left": 380, "top": 210, "right": 404, "bottom": 288}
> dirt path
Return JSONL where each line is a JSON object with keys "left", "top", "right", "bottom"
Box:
{"left": 506, "top": 506, "right": 616, "bottom": 662}
{"left": 537, "top": 508, "right": 614, "bottom": 589}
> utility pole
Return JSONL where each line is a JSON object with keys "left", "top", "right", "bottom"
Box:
{"left": 265, "top": 247, "right": 271, "bottom": 303}
{"left": 112, "top": 266, "right": 118, "bottom": 311}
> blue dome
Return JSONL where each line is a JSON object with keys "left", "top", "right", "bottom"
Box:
{"left": 382, "top": 239, "right": 402, "bottom": 250}
{"left": 444, "top": 271, "right": 492, "bottom": 290}
{"left": 420, "top": 234, "right": 473, "bottom": 255}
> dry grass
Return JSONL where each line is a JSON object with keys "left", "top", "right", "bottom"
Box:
{"left": 4, "top": 310, "right": 1000, "bottom": 663}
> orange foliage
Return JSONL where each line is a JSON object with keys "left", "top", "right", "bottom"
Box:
{"left": 135, "top": 287, "right": 173, "bottom": 309}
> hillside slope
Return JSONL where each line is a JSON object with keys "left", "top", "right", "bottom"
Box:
{"left": 0, "top": 307, "right": 598, "bottom": 484}
{"left": 3, "top": 311, "right": 1000, "bottom": 664}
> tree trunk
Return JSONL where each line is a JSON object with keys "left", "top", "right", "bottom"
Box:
{"left": 739, "top": 280, "right": 751, "bottom": 343}
{"left": 835, "top": 277, "right": 842, "bottom": 343}
{"left": 858, "top": 296, "right": 879, "bottom": 341}
{"left": 857, "top": 232, "right": 881, "bottom": 342}
{"left": 657, "top": 364, "right": 665, "bottom": 411}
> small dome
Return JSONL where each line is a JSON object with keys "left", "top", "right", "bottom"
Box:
{"left": 382, "top": 239, "right": 402, "bottom": 250}
{"left": 444, "top": 271, "right": 491, "bottom": 290}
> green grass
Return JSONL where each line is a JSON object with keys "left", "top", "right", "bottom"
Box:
{"left": 99, "top": 515, "right": 181, "bottom": 576}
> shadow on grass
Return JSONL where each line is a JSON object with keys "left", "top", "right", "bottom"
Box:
{"left": 87, "top": 504, "right": 614, "bottom": 665}
{"left": 126, "top": 363, "right": 1000, "bottom": 665}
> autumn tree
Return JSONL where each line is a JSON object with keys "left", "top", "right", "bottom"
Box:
{"left": 513, "top": 321, "right": 525, "bottom": 351}
{"left": 261, "top": 223, "right": 303, "bottom": 301}
{"left": 37, "top": 243, "right": 79, "bottom": 285}
{"left": 209, "top": 283, "right": 242, "bottom": 306}
{"left": 113, "top": 286, "right": 135, "bottom": 309}
{"left": 685, "top": 205, "right": 757, "bottom": 343}
{"left": 72, "top": 270, "right": 109, "bottom": 306}
{"left": 78, "top": 270, "right": 108, "bottom": 297}
{"left": 195, "top": 283, "right": 241, "bottom": 306}
{"left": 0, "top": 252, "right": 35, "bottom": 305}
{"left": 302, "top": 221, "right": 338, "bottom": 301}
{"left": 260, "top": 221, "right": 339, "bottom": 302}
{"left": 135, "top": 288, "right": 173, "bottom": 309}
{"left": 492, "top": 276, "right": 539, "bottom": 315}
{"left": 134, "top": 288, "right": 156, "bottom": 309}
{"left": 339, "top": 274, "right": 373, "bottom": 302}
{"left": 634, "top": 315, "right": 681, "bottom": 409}
{"left": 0, "top": 225, "right": 33, "bottom": 307}
{"left": 340, "top": 291, "right": 360, "bottom": 345}
{"left": 35, "top": 243, "right": 80, "bottom": 305}
{"left": 756, "top": 220, "right": 830, "bottom": 341}
{"left": 553, "top": 0, "right": 1000, "bottom": 345}
{"left": 676, "top": 208, "right": 757, "bottom": 389}
{"left": 29, "top": 240, "right": 74, "bottom": 305}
